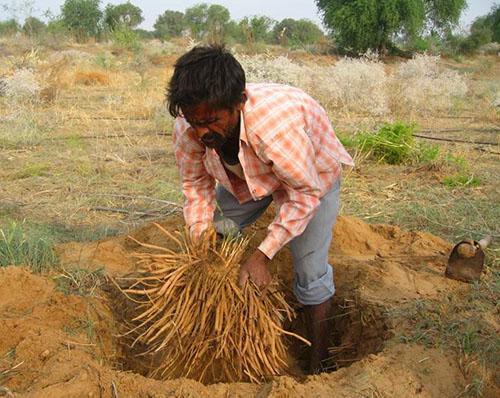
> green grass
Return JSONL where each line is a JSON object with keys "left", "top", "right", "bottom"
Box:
{"left": 339, "top": 122, "right": 441, "bottom": 166}
{"left": 12, "top": 163, "right": 50, "bottom": 180}
{"left": 443, "top": 173, "right": 481, "bottom": 188}
{"left": 0, "top": 221, "right": 58, "bottom": 272}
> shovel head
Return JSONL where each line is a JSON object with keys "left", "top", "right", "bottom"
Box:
{"left": 445, "top": 240, "right": 485, "bottom": 283}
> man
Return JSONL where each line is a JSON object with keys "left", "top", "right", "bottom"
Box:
{"left": 167, "top": 45, "right": 354, "bottom": 373}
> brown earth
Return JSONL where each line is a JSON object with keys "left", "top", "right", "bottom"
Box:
{"left": 0, "top": 215, "right": 486, "bottom": 397}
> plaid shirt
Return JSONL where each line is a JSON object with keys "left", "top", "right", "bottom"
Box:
{"left": 173, "top": 83, "right": 354, "bottom": 259}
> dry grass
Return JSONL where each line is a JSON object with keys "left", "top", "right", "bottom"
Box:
{"left": 73, "top": 70, "right": 110, "bottom": 86}
{"left": 117, "top": 225, "right": 308, "bottom": 383}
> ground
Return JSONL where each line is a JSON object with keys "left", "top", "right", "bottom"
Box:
{"left": 2, "top": 214, "right": 493, "bottom": 397}
{"left": 0, "top": 37, "right": 498, "bottom": 397}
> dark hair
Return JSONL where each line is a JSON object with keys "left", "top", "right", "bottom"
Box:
{"left": 167, "top": 45, "right": 246, "bottom": 118}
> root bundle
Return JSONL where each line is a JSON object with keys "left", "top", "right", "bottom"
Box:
{"left": 118, "top": 224, "right": 308, "bottom": 384}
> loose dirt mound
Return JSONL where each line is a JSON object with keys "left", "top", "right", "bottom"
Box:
{"left": 1, "top": 216, "right": 476, "bottom": 397}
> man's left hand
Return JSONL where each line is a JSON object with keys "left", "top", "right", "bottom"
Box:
{"left": 238, "top": 249, "right": 271, "bottom": 289}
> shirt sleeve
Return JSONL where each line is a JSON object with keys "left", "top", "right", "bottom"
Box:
{"left": 255, "top": 124, "right": 322, "bottom": 259}
{"left": 173, "top": 118, "right": 216, "bottom": 238}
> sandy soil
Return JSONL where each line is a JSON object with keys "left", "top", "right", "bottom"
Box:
{"left": 0, "top": 215, "right": 490, "bottom": 397}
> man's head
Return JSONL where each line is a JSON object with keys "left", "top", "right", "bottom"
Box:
{"left": 167, "top": 45, "right": 246, "bottom": 149}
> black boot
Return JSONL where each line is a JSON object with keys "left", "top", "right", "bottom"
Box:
{"left": 305, "top": 298, "right": 332, "bottom": 374}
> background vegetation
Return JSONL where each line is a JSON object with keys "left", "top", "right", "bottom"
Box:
{"left": 0, "top": 0, "right": 498, "bottom": 54}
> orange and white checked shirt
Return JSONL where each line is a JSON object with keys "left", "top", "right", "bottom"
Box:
{"left": 173, "top": 83, "right": 354, "bottom": 259}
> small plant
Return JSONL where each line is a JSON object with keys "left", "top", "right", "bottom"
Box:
{"left": 441, "top": 154, "right": 481, "bottom": 188}
{"left": 443, "top": 173, "right": 481, "bottom": 188}
{"left": 111, "top": 26, "right": 141, "bottom": 51}
{"left": 94, "top": 52, "right": 115, "bottom": 69}
{"left": 13, "top": 163, "right": 50, "bottom": 179}
{"left": 0, "top": 222, "right": 58, "bottom": 272}
{"left": 355, "top": 122, "right": 415, "bottom": 165}
{"left": 4, "top": 68, "right": 40, "bottom": 102}
{"left": 414, "top": 143, "right": 441, "bottom": 166}
{"left": 54, "top": 267, "right": 105, "bottom": 296}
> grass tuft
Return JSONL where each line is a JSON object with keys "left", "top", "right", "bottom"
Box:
{"left": 0, "top": 221, "right": 58, "bottom": 272}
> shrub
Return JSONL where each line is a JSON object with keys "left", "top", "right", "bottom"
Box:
{"left": 355, "top": 122, "right": 415, "bottom": 164}
{"left": 4, "top": 68, "right": 40, "bottom": 102}
{"left": 110, "top": 26, "right": 141, "bottom": 51}
{"left": 393, "top": 54, "right": 467, "bottom": 115}
{"left": 238, "top": 53, "right": 388, "bottom": 115}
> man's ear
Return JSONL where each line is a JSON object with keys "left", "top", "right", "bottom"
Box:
{"left": 236, "top": 91, "right": 247, "bottom": 111}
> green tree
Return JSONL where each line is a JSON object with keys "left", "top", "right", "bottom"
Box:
{"left": 224, "top": 20, "right": 244, "bottom": 43}
{"left": 240, "top": 15, "right": 275, "bottom": 44}
{"left": 154, "top": 10, "right": 185, "bottom": 39}
{"left": 184, "top": 3, "right": 232, "bottom": 42}
{"left": 104, "top": 1, "right": 143, "bottom": 31}
{"left": 22, "top": 16, "right": 46, "bottom": 37}
{"left": 470, "top": 4, "right": 500, "bottom": 43}
{"left": 315, "top": 0, "right": 467, "bottom": 54}
{"left": 206, "top": 4, "right": 230, "bottom": 43}
{"left": 273, "top": 18, "right": 324, "bottom": 47}
{"left": 0, "top": 19, "right": 20, "bottom": 36}
{"left": 184, "top": 3, "right": 208, "bottom": 40}
{"left": 61, "top": 0, "right": 102, "bottom": 42}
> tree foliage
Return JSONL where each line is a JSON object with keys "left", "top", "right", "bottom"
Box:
{"left": 184, "top": 3, "right": 208, "bottom": 40}
{"left": 316, "top": 0, "right": 467, "bottom": 54}
{"left": 471, "top": 4, "right": 500, "bottom": 43}
{"left": 61, "top": 0, "right": 102, "bottom": 42}
{"left": 154, "top": 10, "right": 185, "bottom": 39}
{"left": 184, "top": 3, "right": 231, "bottom": 42}
{"left": 240, "top": 15, "right": 275, "bottom": 44}
{"left": 0, "top": 19, "right": 20, "bottom": 36}
{"left": 206, "top": 4, "right": 230, "bottom": 42}
{"left": 273, "top": 18, "right": 324, "bottom": 47}
{"left": 22, "top": 16, "right": 46, "bottom": 37}
{"left": 104, "top": 1, "right": 144, "bottom": 31}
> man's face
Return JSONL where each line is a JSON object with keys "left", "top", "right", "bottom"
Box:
{"left": 182, "top": 101, "right": 244, "bottom": 149}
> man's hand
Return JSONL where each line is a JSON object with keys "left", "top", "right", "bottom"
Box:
{"left": 238, "top": 249, "right": 271, "bottom": 289}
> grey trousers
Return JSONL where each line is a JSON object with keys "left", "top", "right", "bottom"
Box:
{"left": 214, "top": 179, "right": 340, "bottom": 305}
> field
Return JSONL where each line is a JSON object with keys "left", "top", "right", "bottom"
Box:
{"left": 0, "top": 36, "right": 498, "bottom": 397}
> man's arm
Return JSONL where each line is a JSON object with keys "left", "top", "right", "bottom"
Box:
{"left": 256, "top": 125, "right": 322, "bottom": 260}
{"left": 173, "top": 118, "right": 216, "bottom": 238}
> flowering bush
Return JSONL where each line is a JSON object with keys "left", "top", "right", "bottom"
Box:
{"left": 393, "top": 54, "right": 468, "bottom": 114}
{"left": 238, "top": 53, "right": 388, "bottom": 116}
{"left": 238, "top": 53, "right": 468, "bottom": 117}
{"left": 4, "top": 68, "right": 40, "bottom": 102}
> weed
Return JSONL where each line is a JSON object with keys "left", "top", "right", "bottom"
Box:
{"left": 354, "top": 122, "right": 416, "bottom": 165}
{"left": 0, "top": 221, "right": 58, "bottom": 272}
{"left": 54, "top": 267, "right": 105, "bottom": 296}
{"left": 12, "top": 163, "right": 50, "bottom": 179}
{"left": 94, "top": 52, "right": 115, "bottom": 69}
{"left": 414, "top": 143, "right": 441, "bottom": 166}
{"left": 111, "top": 27, "right": 142, "bottom": 52}
{"left": 443, "top": 173, "right": 481, "bottom": 188}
